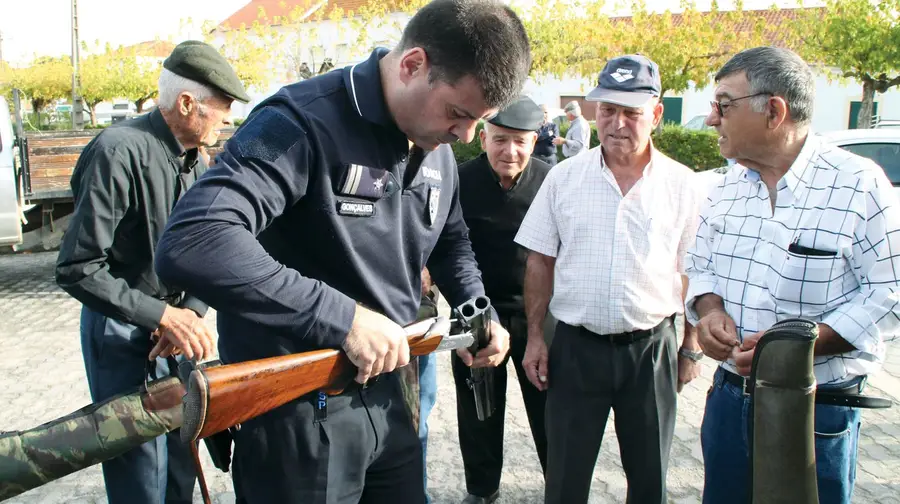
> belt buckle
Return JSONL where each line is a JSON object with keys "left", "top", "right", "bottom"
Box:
{"left": 741, "top": 376, "right": 750, "bottom": 396}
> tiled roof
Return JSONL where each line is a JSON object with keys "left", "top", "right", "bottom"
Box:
{"left": 610, "top": 7, "right": 822, "bottom": 49}
{"left": 121, "top": 40, "right": 177, "bottom": 58}
{"left": 218, "top": 0, "right": 389, "bottom": 29}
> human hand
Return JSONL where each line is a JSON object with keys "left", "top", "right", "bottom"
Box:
{"left": 343, "top": 305, "right": 410, "bottom": 384}
{"left": 696, "top": 309, "right": 739, "bottom": 361}
{"left": 455, "top": 319, "right": 510, "bottom": 368}
{"left": 733, "top": 331, "right": 763, "bottom": 377}
{"left": 149, "top": 305, "right": 215, "bottom": 361}
{"left": 522, "top": 336, "right": 549, "bottom": 391}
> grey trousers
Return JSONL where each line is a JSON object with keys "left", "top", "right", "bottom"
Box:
{"left": 544, "top": 320, "right": 677, "bottom": 504}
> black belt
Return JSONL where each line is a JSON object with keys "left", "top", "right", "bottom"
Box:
{"left": 158, "top": 292, "right": 184, "bottom": 305}
{"left": 721, "top": 368, "right": 893, "bottom": 409}
{"left": 596, "top": 315, "right": 674, "bottom": 345}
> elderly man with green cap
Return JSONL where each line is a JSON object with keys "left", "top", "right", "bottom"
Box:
{"left": 55, "top": 40, "right": 249, "bottom": 504}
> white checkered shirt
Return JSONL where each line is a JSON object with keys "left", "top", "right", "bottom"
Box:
{"left": 515, "top": 145, "right": 704, "bottom": 334}
{"left": 685, "top": 134, "right": 900, "bottom": 385}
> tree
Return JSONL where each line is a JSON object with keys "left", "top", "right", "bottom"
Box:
{"left": 523, "top": 0, "right": 770, "bottom": 100}
{"left": 798, "top": 0, "right": 900, "bottom": 129}
{"left": 117, "top": 45, "right": 162, "bottom": 113}
{"left": 8, "top": 56, "right": 72, "bottom": 126}
{"left": 613, "top": 1, "right": 769, "bottom": 99}
{"left": 206, "top": 12, "right": 282, "bottom": 92}
{"left": 79, "top": 42, "right": 125, "bottom": 126}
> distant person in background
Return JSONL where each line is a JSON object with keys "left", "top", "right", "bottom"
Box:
{"left": 534, "top": 104, "right": 560, "bottom": 166}
{"left": 552, "top": 101, "right": 590, "bottom": 158}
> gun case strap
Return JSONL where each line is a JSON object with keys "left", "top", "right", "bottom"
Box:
{"left": 814, "top": 391, "right": 893, "bottom": 409}
{"left": 191, "top": 441, "right": 212, "bottom": 504}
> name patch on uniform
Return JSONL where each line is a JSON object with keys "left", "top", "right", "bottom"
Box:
{"left": 422, "top": 166, "right": 442, "bottom": 182}
{"left": 337, "top": 200, "right": 376, "bottom": 217}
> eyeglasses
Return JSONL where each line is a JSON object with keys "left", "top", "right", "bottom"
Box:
{"left": 709, "top": 92, "right": 772, "bottom": 116}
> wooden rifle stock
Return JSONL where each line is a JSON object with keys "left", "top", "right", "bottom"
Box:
{"left": 181, "top": 317, "right": 455, "bottom": 443}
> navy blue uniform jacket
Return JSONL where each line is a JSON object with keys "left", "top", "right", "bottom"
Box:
{"left": 155, "top": 49, "right": 486, "bottom": 362}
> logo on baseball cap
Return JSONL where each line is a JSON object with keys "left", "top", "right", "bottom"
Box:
{"left": 586, "top": 54, "right": 661, "bottom": 108}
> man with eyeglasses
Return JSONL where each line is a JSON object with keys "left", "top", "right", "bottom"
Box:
{"left": 515, "top": 54, "right": 705, "bottom": 504}
{"left": 685, "top": 46, "right": 900, "bottom": 504}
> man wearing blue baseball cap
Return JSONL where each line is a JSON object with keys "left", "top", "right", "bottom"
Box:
{"left": 516, "top": 54, "right": 705, "bottom": 503}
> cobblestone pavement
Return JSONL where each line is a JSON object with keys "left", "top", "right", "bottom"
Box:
{"left": 1, "top": 252, "right": 898, "bottom": 503}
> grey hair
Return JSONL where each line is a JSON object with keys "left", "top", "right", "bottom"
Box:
{"left": 156, "top": 68, "right": 217, "bottom": 111}
{"left": 564, "top": 101, "right": 581, "bottom": 117}
{"left": 715, "top": 46, "right": 815, "bottom": 125}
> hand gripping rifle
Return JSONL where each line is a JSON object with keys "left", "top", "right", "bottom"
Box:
{"left": 452, "top": 295, "right": 496, "bottom": 421}
{"left": 180, "top": 312, "right": 477, "bottom": 444}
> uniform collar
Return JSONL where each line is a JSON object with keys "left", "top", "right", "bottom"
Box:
{"left": 343, "top": 48, "right": 395, "bottom": 127}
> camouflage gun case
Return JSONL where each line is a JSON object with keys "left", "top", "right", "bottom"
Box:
{"left": 0, "top": 374, "right": 185, "bottom": 501}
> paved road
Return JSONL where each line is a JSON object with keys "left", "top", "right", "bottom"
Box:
{"left": 1, "top": 252, "right": 898, "bottom": 503}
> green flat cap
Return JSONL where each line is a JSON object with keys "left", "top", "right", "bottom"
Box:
{"left": 487, "top": 95, "right": 543, "bottom": 131}
{"left": 163, "top": 40, "right": 251, "bottom": 103}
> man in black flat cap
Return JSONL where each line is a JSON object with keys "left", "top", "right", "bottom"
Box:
{"left": 56, "top": 40, "right": 248, "bottom": 504}
{"left": 453, "top": 95, "right": 553, "bottom": 504}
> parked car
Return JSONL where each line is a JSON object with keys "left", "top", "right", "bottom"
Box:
{"left": 110, "top": 102, "right": 136, "bottom": 124}
{"left": 696, "top": 129, "right": 900, "bottom": 199}
{"left": 873, "top": 118, "right": 900, "bottom": 129}
{"left": 819, "top": 129, "right": 900, "bottom": 197}
{"left": 683, "top": 114, "right": 714, "bottom": 131}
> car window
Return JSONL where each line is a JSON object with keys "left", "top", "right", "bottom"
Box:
{"left": 838, "top": 142, "right": 900, "bottom": 185}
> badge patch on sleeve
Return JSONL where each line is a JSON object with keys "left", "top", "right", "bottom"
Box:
{"left": 232, "top": 108, "right": 303, "bottom": 162}
{"left": 427, "top": 185, "right": 441, "bottom": 226}
{"left": 339, "top": 165, "right": 392, "bottom": 200}
{"left": 337, "top": 199, "right": 376, "bottom": 217}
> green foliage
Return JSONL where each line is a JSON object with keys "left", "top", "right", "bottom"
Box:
{"left": 520, "top": 0, "right": 770, "bottom": 97}
{"left": 450, "top": 122, "right": 486, "bottom": 165}
{"left": 452, "top": 122, "right": 724, "bottom": 171}
{"left": 797, "top": 0, "right": 900, "bottom": 129}
{"left": 651, "top": 123, "right": 725, "bottom": 171}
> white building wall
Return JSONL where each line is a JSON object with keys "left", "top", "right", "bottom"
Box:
{"left": 212, "top": 11, "right": 412, "bottom": 118}
{"left": 527, "top": 71, "right": 900, "bottom": 133}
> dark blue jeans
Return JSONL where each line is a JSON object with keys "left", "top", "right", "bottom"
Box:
{"left": 80, "top": 306, "right": 196, "bottom": 504}
{"left": 701, "top": 367, "right": 862, "bottom": 504}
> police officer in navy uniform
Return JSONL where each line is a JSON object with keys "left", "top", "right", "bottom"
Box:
{"left": 154, "top": 1, "right": 532, "bottom": 503}
{"left": 56, "top": 41, "right": 248, "bottom": 504}
{"left": 454, "top": 96, "right": 553, "bottom": 504}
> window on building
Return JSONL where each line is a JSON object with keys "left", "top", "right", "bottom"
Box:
{"left": 662, "top": 97, "right": 683, "bottom": 125}
{"left": 848, "top": 101, "right": 879, "bottom": 129}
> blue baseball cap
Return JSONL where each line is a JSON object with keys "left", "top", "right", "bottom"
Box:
{"left": 585, "top": 54, "right": 661, "bottom": 108}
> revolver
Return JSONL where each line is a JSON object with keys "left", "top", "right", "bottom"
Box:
{"left": 452, "top": 295, "right": 496, "bottom": 421}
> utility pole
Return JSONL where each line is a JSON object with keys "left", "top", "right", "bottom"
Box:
{"left": 70, "top": 0, "right": 83, "bottom": 129}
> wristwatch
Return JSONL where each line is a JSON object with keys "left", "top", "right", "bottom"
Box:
{"left": 678, "top": 347, "right": 704, "bottom": 362}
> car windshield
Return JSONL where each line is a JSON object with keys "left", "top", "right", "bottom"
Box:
{"left": 839, "top": 142, "right": 900, "bottom": 185}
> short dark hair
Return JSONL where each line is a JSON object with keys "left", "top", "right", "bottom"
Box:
{"left": 398, "top": 0, "right": 532, "bottom": 109}
{"left": 715, "top": 46, "right": 815, "bottom": 125}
